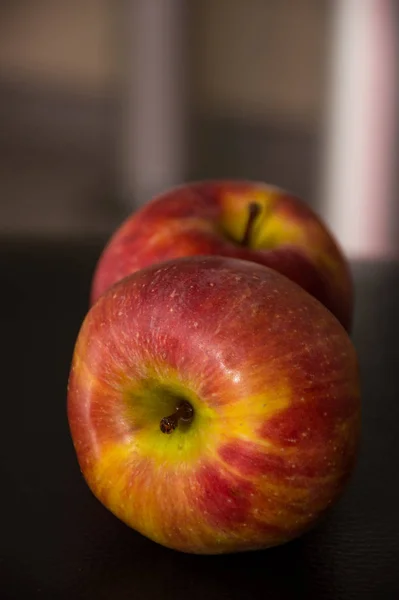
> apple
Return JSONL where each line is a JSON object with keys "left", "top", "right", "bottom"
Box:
{"left": 90, "top": 180, "right": 353, "bottom": 331}
{"left": 68, "top": 255, "right": 360, "bottom": 554}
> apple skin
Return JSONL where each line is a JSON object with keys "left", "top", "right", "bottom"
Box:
{"left": 90, "top": 180, "right": 354, "bottom": 331}
{"left": 69, "top": 256, "right": 360, "bottom": 554}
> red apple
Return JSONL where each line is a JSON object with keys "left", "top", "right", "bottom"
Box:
{"left": 91, "top": 180, "right": 353, "bottom": 330}
{"left": 69, "top": 255, "right": 360, "bottom": 554}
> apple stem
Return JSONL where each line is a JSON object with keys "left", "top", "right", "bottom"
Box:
{"left": 242, "top": 202, "right": 261, "bottom": 246}
{"left": 160, "top": 400, "right": 194, "bottom": 434}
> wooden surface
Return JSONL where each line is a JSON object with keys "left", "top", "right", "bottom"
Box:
{"left": 1, "top": 238, "right": 398, "bottom": 599}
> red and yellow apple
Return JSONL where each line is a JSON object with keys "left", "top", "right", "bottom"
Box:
{"left": 91, "top": 180, "right": 353, "bottom": 330}
{"left": 69, "top": 255, "right": 360, "bottom": 554}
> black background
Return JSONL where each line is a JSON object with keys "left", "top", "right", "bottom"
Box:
{"left": 1, "top": 239, "right": 398, "bottom": 599}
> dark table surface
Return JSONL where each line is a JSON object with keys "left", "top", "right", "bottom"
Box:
{"left": 1, "top": 238, "right": 398, "bottom": 600}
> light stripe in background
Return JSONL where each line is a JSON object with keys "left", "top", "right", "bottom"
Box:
{"left": 322, "top": 0, "right": 398, "bottom": 259}
{"left": 120, "top": 0, "right": 187, "bottom": 208}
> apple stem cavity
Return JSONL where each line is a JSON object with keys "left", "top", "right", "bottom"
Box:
{"left": 160, "top": 400, "right": 194, "bottom": 434}
{"left": 241, "top": 202, "right": 261, "bottom": 246}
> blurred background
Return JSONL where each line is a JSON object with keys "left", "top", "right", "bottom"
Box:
{"left": 0, "top": 0, "right": 397, "bottom": 259}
